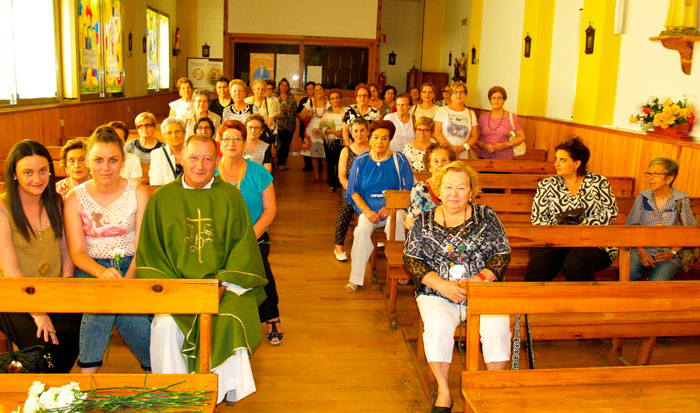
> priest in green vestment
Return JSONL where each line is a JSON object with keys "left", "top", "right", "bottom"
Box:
{"left": 136, "top": 134, "right": 267, "bottom": 404}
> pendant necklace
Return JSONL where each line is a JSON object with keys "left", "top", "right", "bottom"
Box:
{"left": 442, "top": 206, "right": 470, "bottom": 281}
{"left": 37, "top": 214, "right": 50, "bottom": 276}
{"left": 370, "top": 151, "right": 390, "bottom": 166}
{"left": 314, "top": 98, "right": 327, "bottom": 118}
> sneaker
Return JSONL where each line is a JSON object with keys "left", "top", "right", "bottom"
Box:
{"left": 334, "top": 251, "right": 348, "bottom": 261}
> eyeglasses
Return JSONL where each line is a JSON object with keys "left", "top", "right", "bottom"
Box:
{"left": 246, "top": 126, "right": 263, "bottom": 131}
{"left": 416, "top": 128, "right": 432, "bottom": 133}
{"left": 196, "top": 126, "right": 212, "bottom": 131}
{"left": 164, "top": 129, "right": 184, "bottom": 136}
{"left": 222, "top": 137, "right": 245, "bottom": 144}
{"left": 357, "top": 94, "right": 369, "bottom": 98}
{"left": 644, "top": 172, "right": 667, "bottom": 178}
{"left": 442, "top": 89, "right": 450, "bottom": 93}
{"left": 452, "top": 90, "right": 466, "bottom": 96}
{"left": 137, "top": 123, "right": 155, "bottom": 129}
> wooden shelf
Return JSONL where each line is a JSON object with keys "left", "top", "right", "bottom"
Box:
{"left": 650, "top": 35, "right": 700, "bottom": 75}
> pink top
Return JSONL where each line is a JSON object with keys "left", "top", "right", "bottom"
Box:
{"left": 74, "top": 180, "right": 137, "bottom": 259}
{"left": 477, "top": 111, "right": 521, "bottom": 159}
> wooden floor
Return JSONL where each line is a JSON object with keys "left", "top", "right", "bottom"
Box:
{"left": 70, "top": 155, "right": 700, "bottom": 412}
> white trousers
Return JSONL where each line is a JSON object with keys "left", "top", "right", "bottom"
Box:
{"left": 349, "top": 210, "right": 406, "bottom": 286}
{"left": 416, "top": 295, "right": 511, "bottom": 364}
{"left": 150, "top": 314, "right": 256, "bottom": 404}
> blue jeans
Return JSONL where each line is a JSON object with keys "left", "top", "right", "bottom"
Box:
{"left": 74, "top": 255, "right": 151, "bottom": 369}
{"left": 630, "top": 249, "right": 681, "bottom": 281}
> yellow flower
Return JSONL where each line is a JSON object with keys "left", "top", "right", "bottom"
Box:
{"left": 660, "top": 120, "right": 670, "bottom": 129}
{"left": 629, "top": 115, "right": 638, "bottom": 124}
{"left": 664, "top": 98, "right": 673, "bottom": 107}
{"left": 653, "top": 114, "right": 662, "bottom": 126}
{"left": 687, "top": 105, "right": 694, "bottom": 114}
{"left": 679, "top": 108, "right": 688, "bottom": 118}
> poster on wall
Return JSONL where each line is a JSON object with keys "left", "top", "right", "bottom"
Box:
{"left": 103, "top": 0, "right": 123, "bottom": 93}
{"left": 250, "top": 53, "right": 275, "bottom": 81}
{"left": 78, "top": 0, "right": 102, "bottom": 93}
{"left": 187, "top": 58, "right": 224, "bottom": 91}
{"left": 276, "top": 54, "right": 300, "bottom": 89}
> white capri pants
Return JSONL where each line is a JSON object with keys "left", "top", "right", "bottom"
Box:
{"left": 417, "top": 294, "right": 511, "bottom": 364}
{"left": 349, "top": 210, "right": 406, "bottom": 286}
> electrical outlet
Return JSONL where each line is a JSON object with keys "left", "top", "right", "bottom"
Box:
{"left": 127, "top": 106, "right": 131, "bottom": 112}
{"left": 60, "top": 119, "right": 64, "bottom": 127}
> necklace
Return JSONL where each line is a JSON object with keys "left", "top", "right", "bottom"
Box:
{"left": 440, "top": 206, "right": 470, "bottom": 281}
{"left": 37, "top": 214, "right": 50, "bottom": 276}
{"left": 314, "top": 98, "right": 327, "bottom": 118}
{"left": 370, "top": 151, "right": 390, "bottom": 166}
{"left": 487, "top": 111, "right": 505, "bottom": 131}
{"left": 220, "top": 160, "right": 246, "bottom": 190}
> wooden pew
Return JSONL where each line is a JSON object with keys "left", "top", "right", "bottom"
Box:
{"left": 466, "top": 159, "right": 556, "bottom": 174}
{"left": 414, "top": 171, "right": 635, "bottom": 196}
{"left": 462, "top": 282, "right": 700, "bottom": 413}
{"left": 0, "top": 278, "right": 219, "bottom": 411}
{"left": 513, "top": 149, "right": 547, "bottom": 161}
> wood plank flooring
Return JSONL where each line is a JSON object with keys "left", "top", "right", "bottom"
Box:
{"left": 40, "top": 154, "right": 700, "bottom": 412}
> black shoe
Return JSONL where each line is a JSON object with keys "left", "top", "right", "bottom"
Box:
{"left": 431, "top": 397, "right": 453, "bottom": 413}
{"left": 302, "top": 167, "right": 313, "bottom": 171}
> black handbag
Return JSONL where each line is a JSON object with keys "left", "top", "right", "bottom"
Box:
{"left": 555, "top": 207, "right": 585, "bottom": 225}
{"left": 675, "top": 199, "right": 700, "bottom": 272}
{"left": 0, "top": 313, "right": 54, "bottom": 373}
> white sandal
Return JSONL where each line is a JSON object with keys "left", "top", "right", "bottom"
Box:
{"left": 345, "top": 282, "right": 358, "bottom": 293}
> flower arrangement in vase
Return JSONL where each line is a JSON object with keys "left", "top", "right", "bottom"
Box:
{"left": 630, "top": 97, "right": 695, "bottom": 139}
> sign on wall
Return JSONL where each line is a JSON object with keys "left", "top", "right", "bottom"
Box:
{"left": 250, "top": 53, "right": 275, "bottom": 81}
{"left": 187, "top": 58, "right": 224, "bottom": 91}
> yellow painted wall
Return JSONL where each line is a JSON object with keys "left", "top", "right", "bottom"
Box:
{"left": 420, "top": 0, "right": 445, "bottom": 72}
{"left": 465, "top": 0, "right": 481, "bottom": 107}
{"left": 572, "top": 0, "right": 621, "bottom": 126}
{"left": 517, "top": 0, "right": 555, "bottom": 116}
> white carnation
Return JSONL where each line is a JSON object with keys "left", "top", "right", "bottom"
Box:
{"left": 27, "top": 382, "right": 44, "bottom": 398}
{"left": 23, "top": 397, "right": 39, "bottom": 413}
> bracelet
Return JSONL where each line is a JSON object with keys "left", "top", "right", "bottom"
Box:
{"left": 476, "top": 273, "right": 487, "bottom": 281}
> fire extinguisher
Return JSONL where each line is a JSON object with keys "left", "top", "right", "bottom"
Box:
{"left": 378, "top": 72, "right": 386, "bottom": 91}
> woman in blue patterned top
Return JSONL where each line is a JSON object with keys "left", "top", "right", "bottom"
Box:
{"left": 403, "top": 161, "right": 511, "bottom": 411}
{"left": 626, "top": 158, "right": 696, "bottom": 281}
{"left": 526, "top": 137, "right": 618, "bottom": 282}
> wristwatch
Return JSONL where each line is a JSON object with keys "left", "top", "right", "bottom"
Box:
{"left": 463, "top": 143, "right": 470, "bottom": 151}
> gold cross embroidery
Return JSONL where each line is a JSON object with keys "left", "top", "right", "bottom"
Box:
{"left": 186, "top": 208, "right": 213, "bottom": 263}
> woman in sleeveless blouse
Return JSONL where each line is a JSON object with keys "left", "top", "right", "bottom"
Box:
{"left": 0, "top": 140, "right": 81, "bottom": 373}
{"left": 244, "top": 114, "right": 273, "bottom": 173}
{"left": 64, "top": 126, "right": 152, "bottom": 373}
{"left": 333, "top": 118, "right": 370, "bottom": 261}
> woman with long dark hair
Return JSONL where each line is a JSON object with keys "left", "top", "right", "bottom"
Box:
{"left": 0, "top": 140, "right": 81, "bottom": 372}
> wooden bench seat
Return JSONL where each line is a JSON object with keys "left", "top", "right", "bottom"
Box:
{"left": 513, "top": 149, "right": 547, "bottom": 161}
{"left": 462, "top": 282, "right": 700, "bottom": 413}
{"left": 383, "top": 190, "right": 700, "bottom": 329}
{"left": 465, "top": 159, "right": 555, "bottom": 174}
{"left": 0, "top": 278, "right": 219, "bottom": 411}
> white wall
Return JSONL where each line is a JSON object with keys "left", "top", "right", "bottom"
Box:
{"left": 613, "top": 0, "right": 700, "bottom": 139}
{"left": 546, "top": 0, "right": 582, "bottom": 120}
{"left": 198, "top": 0, "right": 224, "bottom": 59}
{"left": 379, "top": 0, "right": 422, "bottom": 90}
{"left": 476, "top": 0, "right": 524, "bottom": 109}
{"left": 441, "top": 0, "right": 470, "bottom": 76}
{"left": 227, "top": 0, "right": 378, "bottom": 39}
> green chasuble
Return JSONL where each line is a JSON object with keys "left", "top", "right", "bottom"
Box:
{"left": 136, "top": 175, "right": 267, "bottom": 372}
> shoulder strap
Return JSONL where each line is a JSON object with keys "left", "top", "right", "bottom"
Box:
{"left": 393, "top": 153, "right": 402, "bottom": 190}
{"left": 508, "top": 111, "right": 515, "bottom": 131}
{"left": 0, "top": 313, "right": 18, "bottom": 357}
{"left": 676, "top": 198, "right": 684, "bottom": 225}
{"left": 163, "top": 147, "right": 179, "bottom": 178}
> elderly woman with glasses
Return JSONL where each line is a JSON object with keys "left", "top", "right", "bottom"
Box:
{"left": 626, "top": 158, "right": 696, "bottom": 281}
{"left": 434, "top": 82, "right": 478, "bottom": 159}
{"left": 474, "top": 86, "right": 525, "bottom": 160}
{"left": 217, "top": 120, "right": 283, "bottom": 345}
{"left": 149, "top": 118, "right": 187, "bottom": 185}
{"left": 244, "top": 114, "right": 273, "bottom": 173}
{"left": 184, "top": 89, "right": 221, "bottom": 138}
{"left": 124, "top": 112, "right": 163, "bottom": 163}
{"left": 222, "top": 79, "right": 256, "bottom": 124}
{"left": 401, "top": 117, "right": 438, "bottom": 172}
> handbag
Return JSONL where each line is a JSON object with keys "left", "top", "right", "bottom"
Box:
{"left": 555, "top": 207, "right": 585, "bottom": 225}
{"left": 675, "top": 199, "right": 700, "bottom": 272}
{"left": 508, "top": 112, "right": 526, "bottom": 157}
{"left": 0, "top": 313, "right": 54, "bottom": 373}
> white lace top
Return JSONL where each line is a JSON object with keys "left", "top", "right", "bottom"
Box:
{"left": 75, "top": 180, "right": 138, "bottom": 259}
